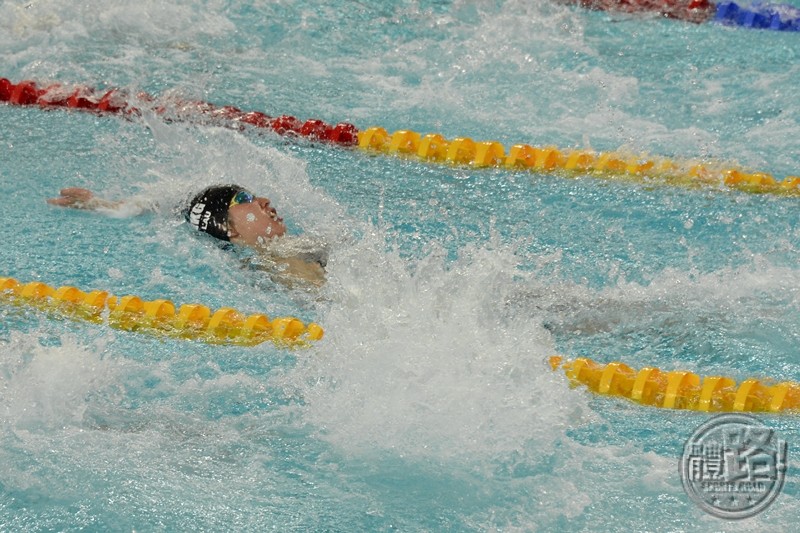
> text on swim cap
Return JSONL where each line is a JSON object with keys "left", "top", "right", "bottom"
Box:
{"left": 189, "top": 202, "right": 206, "bottom": 229}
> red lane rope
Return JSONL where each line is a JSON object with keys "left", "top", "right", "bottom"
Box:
{"left": 0, "top": 77, "right": 359, "bottom": 146}
{"left": 571, "top": 0, "right": 716, "bottom": 23}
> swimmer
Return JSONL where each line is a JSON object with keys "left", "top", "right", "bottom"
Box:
{"left": 47, "top": 185, "right": 327, "bottom": 287}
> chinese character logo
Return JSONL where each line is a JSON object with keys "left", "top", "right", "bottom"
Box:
{"left": 680, "top": 414, "right": 788, "bottom": 519}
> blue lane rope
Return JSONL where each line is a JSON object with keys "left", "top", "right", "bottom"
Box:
{"left": 714, "top": 1, "right": 800, "bottom": 31}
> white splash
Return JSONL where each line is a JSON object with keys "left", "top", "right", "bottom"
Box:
{"left": 280, "top": 232, "right": 596, "bottom": 460}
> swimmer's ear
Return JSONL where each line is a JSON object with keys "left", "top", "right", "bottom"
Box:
{"left": 226, "top": 221, "right": 240, "bottom": 240}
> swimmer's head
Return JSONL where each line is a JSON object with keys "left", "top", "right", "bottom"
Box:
{"left": 184, "top": 184, "right": 287, "bottom": 245}
{"left": 184, "top": 184, "right": 244, "bottom": 241}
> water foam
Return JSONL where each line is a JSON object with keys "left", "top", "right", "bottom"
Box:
{"left": 0, "top": 330, "right": 120, "bottom": 433}
{"left": 0, "top": 0, "right": 234, "bottom": 42}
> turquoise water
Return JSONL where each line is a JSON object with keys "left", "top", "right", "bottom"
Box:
{"left": 1, "top": 0, "right": 799, "bottom": 530}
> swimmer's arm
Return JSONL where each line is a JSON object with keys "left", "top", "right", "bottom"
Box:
{"left": 47, "top": 188, "right": 121, "bottom": 209}
{"left": 47, "top": 187, "right": 155, "bottom": 215}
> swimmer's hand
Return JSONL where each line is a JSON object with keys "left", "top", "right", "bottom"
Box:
{"left": 47, "top": 188, "right": 123, "bottom": 210}
{"left": 47, "top": 187, "right": 94, "bottom": 208}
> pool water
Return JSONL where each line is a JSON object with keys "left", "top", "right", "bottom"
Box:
{"left": 1, "top": 0, "right": 799, "bottom": 530}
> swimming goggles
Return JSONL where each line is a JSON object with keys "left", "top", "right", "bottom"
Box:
{"left": 230, "top": 190, "right": 255, "bottom": 207}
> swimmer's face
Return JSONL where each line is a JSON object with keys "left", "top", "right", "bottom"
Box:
{"left": 227, "top": 195, "right": 287, "bottom": 246}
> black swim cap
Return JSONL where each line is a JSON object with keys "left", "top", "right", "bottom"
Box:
{"left": 184, "top": 184, "right": 247, "bottom": 241}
